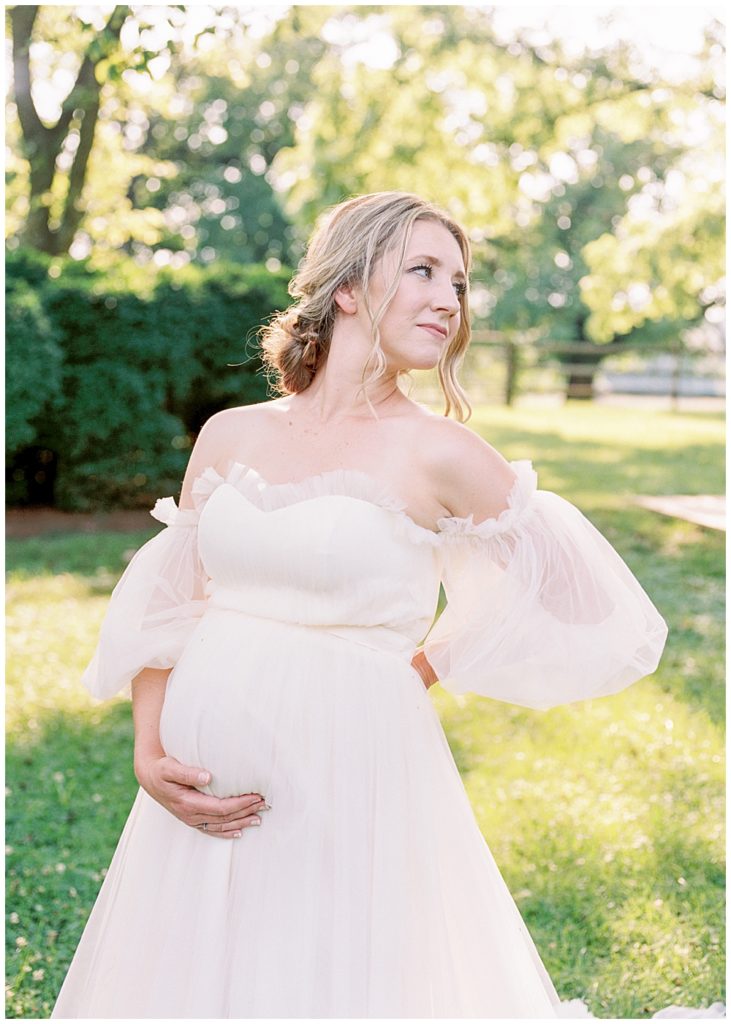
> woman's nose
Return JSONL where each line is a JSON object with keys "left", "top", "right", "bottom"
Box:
{"left": 431, "top": 282, "right": 461, "bottom": 315}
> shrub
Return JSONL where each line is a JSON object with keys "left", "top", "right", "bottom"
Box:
{"left": 5, "top": 278, "right": 63, "bottom": 455}
{"left": 5, "top": 249, "right": 291, "bottom": 509}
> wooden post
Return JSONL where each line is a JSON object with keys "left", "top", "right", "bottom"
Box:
{"left": 670, "top": 338, "right": 682, "bottom": 413}
{"left": 504, "top": 338, "right": 517, "bottom": 406}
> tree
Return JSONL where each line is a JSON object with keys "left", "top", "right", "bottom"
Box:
{"left": 6, "top": 5, "right": 330, "bottom": 267}
{"left": 268, "top": 6, "right": 724, "bottom": 397}
{"left": 8, "top": 5, "right": 722, "bottom": 402}
{"left": 9, "top": 5, "right": 132, "bottom": 254}
{"left": 125, "top": 7, "right": 330, "bottom": 267}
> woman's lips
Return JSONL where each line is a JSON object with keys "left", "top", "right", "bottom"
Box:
{"left": 418, "top": 323, "right": 448, "bottom": 339}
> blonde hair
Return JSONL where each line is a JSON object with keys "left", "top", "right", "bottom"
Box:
{"left": 259, "top": 191, "right": 473, "bottom": 421}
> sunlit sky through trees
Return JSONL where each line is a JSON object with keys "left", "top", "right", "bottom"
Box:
{"left": 6, "top": 3, "right": 724, "bottom": 353}
{"left": 15, "top": 4, "right": 725, "bottom": 122}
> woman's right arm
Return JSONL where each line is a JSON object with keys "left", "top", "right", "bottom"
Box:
{"left": 131, "top": 667, "right": 267, "bottom": 838}
{"left": 129, "top": 411, "right": 269, "bottom": 837}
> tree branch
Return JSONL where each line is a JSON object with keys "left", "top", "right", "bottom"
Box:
{"left": 10, "top": 6, "right": 48, "bottom": 155}
{"left": 54, "top": 6, "right": 129, "bottom": 250}
{"left": 49, "top": 6, "right": 129, "bottom": 151}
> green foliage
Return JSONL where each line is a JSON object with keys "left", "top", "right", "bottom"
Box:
{"left": 5, "top": 276, "right": 63, "bottom": 455}
{"left": 131, "top": 11, "right": 331, "bottom": 267}
{"left": 581, "top": 179, "right": 725, "bottom": 341}
{"left": 267, "top": 7, "right": 723, "bottom": 356}
{"left": 6, "top": 5, "right": 331, "bottom": 267}
{"left": 6, "top": 6, "right": 724, "bottom": 491}
{"left": 9, "top": 6, "right": 723, "bottom": 328}
{"left": 486, "top": 132, "right": 673, "bottom": 342}
{"left": 6, "top": 249, "right": 291, "bottom": 510}
{"left": 5, "top": 403, "right": 724, "bottom": 1019}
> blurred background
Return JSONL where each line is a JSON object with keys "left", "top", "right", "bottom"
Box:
{"left": 5, "top": 5, "right": 725, "bottom": 1020}
{"left": 5, "top": 3, "right": 724, "bottom": 510}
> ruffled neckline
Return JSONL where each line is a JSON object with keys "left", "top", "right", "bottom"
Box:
{"left": 153, "top": 458, "right": 538, "bottom": 547}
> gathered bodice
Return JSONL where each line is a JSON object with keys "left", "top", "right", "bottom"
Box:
{"left": 194, "top": 470, "right": 445, "bottom": 646}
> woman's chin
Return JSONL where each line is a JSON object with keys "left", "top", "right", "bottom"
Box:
{"left": 408, "top": 354, "right": 442, "bottom": 371}
{"left": 392, "top": 348, "right": 442, "bottom": 372}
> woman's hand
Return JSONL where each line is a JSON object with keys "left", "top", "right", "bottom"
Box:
{"left": 135, "top": 754, "right": 268, "bottom": 839}
{"left": 411, "top": 648, "right": 439, "bottom": 690}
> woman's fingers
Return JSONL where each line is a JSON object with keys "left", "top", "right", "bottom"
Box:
{"left": 184, "top": 791, "right": 267, "bottom": 821}
{"left": 156, "top": 756, "right": 267, "bottom": 815}
{"left": 179, "top": 796, "right": 269, "bottom": 833}
{"left": 157, "top": 756, "right": 211, "bottom": 788}
{"left": 142, "top": 755, "right": 271, "bottom": 836}
{"left": 196, "top": 815, "right": 263, "bottom": 839}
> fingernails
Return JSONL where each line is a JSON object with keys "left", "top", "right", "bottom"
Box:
{"left": 259, "top": 802, "right": 272, "bottom": 811}
{"left": 198, "top": 771, "right": 211, "bottom": 785}
{"left": 247, "top": 817, "right": 261, "bottom": 827}
{"left": 233, "top": 831, "right": 242, "bottom": 838}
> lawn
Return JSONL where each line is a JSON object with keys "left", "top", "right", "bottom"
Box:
{"left": 5, "top": 401, "right": 725, "bottom": 1018}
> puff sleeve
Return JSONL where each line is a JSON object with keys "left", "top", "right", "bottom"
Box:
{"left": 81, "top": 497, "right": 209, "bottom": 700}
{"left": 422, "top": 461, "right": 668, "bottom": 711}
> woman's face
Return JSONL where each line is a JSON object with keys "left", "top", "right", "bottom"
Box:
{"left": 358, "top": 218, "right": 467, "bottom": 371}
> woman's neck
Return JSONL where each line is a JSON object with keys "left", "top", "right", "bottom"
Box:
{"left": 290, "top": 362, "right": 404, "bottom": 426}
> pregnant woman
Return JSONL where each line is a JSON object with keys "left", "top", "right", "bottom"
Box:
{"left": 52, "top": 191, "right": 667, "bottom": 1018}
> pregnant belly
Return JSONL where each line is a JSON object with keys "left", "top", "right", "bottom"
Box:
{"left": 159, "top": 612, "right": 295, "bottom": 801}
{"left": 158, "top": 609, "right": 428, "bottom": 812}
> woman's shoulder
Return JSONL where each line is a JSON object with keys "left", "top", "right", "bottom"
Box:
{"left": 197, "top": 399, "right": 292, "bottom": 446}
{"left": 178, "top": 402, "right": 281, "bottom": 506}
{"left": 414, "top": 409, "right": 519, "bottom": 522}
{"left": 411, "top": 405, "right": 502, "bottom": 466}
{"left": 202, "top": 399, "right": 285, "bottom": 430}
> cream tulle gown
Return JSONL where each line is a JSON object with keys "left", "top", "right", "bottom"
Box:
{"left": 52, "top": 459, "right": 667, "bottom": 1019}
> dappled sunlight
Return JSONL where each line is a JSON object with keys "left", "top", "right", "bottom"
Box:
{"left": 6, "top": 574, "right": 118, "bottom": 733}
{"left": 6, "top": 401, "right": 723, "bottom": 1018}
{"left": 6, "top": 571, "right": 109, "bottom": 599}
{"left": 6, "top": 703, "right": 136, "bottom": 1018}
{"left": 594, "top": 840, "right": 724, "bottom": 1015}
{"left": 650, "top": 517, "right": 723, "bottom": 559}
{"left": 470, "top": 405, "right": 723, "bottom": 507}
{"left": 434, "top": 663, "right": 723, "bottom": 1015}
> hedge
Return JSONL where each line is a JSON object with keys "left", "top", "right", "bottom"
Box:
{"left": 6, "top": 248, "right": 291, "bottom": 510}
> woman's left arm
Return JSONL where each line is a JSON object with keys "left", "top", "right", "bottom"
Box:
{"left": 413, "top": 423, "right": 668, "bottom": 709}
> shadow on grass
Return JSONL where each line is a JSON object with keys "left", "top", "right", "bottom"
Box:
{"left": 473, "top": 418, "right": 723, "bottom": 500}
{"left": 509, "top": 820, "right": 724, "bottom": 1017}
{"left": 6, "top": 530, "right": 158, "bottom": 580}
{"left": 8, "top": 700, "right": 723, "bottom": 1020}
{"left": 6, "top": 703, "right": 137, "bottom": 1019}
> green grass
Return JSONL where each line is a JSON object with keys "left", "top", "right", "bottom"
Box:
{"left": 6, "top": 402, "right": 725, "bottom": 1018}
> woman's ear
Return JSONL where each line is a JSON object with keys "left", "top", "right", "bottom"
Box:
{"left": 333, "top": 281, "right": 358, "bottom": 315}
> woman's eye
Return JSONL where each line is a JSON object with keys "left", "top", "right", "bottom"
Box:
{"left": 411, "top": 263, "right": 467, "bottom": 298}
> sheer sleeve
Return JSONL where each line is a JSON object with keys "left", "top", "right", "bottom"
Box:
{"left": 81, "top": 497, "right": 209, "bottom": 700}
{"left": 422, "top": 461, "right": 669, "bottom": 711}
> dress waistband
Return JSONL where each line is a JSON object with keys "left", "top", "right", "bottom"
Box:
{"left": 205, "top": 585, "right": 417, "bottom": 660}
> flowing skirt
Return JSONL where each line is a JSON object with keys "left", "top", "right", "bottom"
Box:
{"left": 52, "top": 609, "right": 568, "bottom": 1018}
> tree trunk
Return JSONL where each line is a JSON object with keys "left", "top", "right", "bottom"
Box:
{"left": 563, "top": 315, "right": 604, "bottom": 400}
{"left": 565, "top": 347, "right": 603, "bottom": 399}
{"left": 504, "top": 338, "right": 518, "bottom": 406}
{"left": 10, "top": 4, "right": 128, "bottom": 255}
